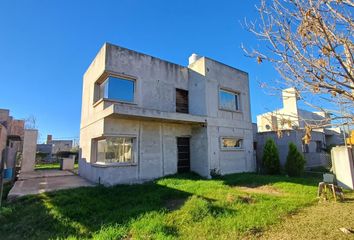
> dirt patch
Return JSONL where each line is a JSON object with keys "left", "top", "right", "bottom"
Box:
{"left": 226, "top": 193, "right": 255, "bottom": 204}
{"left": 165, "top": 198, "right": 186, "bottom": 211}
{"left": 237, "top": 195, "right": 256, "bottom": 204}
{"left": 237, "top": 185, "right": 283, "bottom": 196}
{"left": 252, "top": 192, "right": 354, "bottom": 240}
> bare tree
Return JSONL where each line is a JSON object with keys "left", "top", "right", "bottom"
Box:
{"left": 243, "top": 0, "right": 354, "bottom": 135}
{"left": 24, "top": 115, "right": 37, "bottom": 130}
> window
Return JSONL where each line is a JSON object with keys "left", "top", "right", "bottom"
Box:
{"left": 96, "top": 137, "right": 135, "bottom": 164}
{"left": 302, "top": 141, "right": 309, "bottom": 153}
{"left": 98, "top": 76, "right": 135, "bottom": 103}
{"left": 253, "top": 142, "right": 257, "bottom": 151}
{"left": 219, "top": 89, "right": 239, "bottom": 111}
{"left": 176, "top": 89, "right": 189, "bottom": 113}
{"left": 221, "top": 137, "right": 243, "bottom": 150}
{"left": 316, "top": 141, "right": 322, "bottom": 153}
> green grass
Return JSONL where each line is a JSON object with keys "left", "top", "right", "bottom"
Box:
{"left": 0, "top": 173, "right": 321, "bottom": 240}
{"left": 35, "top": 162, "right": 79, "bottom": 170}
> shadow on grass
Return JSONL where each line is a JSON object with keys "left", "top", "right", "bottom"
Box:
{"left": 0, "top": 172, "right": 318, "bottom": 239}
{"left": 0, "top": 177, "right": 195, "bottom": 239}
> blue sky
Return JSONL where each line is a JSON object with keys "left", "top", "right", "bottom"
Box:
{"left": 0, "top": 0, "right": 284, "bottom": 143}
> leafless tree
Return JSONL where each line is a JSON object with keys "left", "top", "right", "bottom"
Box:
{"left": 24, "top": 115, "right": 37, "bottom": 130}
{"left": 243, "top": 0, "right": 354, "bottom": 136}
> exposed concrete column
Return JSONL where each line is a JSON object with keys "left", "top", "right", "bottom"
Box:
{"left": 21, "top": 129, "right": 38, "bottom": 172}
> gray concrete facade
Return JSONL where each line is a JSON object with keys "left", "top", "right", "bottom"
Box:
{"left": 255, "top": 130, "right": 330, "bottom": 169}
{"left": 79, "top": 43, "right": 254, "bottom": 185}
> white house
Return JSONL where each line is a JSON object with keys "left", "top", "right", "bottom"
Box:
{"left": 79, "top": 43, "right": 254, "bottom": 185}
{"left": 255, "top": 88, "right": 343, "bottom": 168}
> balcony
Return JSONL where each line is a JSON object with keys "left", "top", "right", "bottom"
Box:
{"left": 103, "top": 102, "right": 207, "bottom": 124}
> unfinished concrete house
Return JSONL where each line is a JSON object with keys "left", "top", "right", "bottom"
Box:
{"left": 255, "top": 88, "right": 343, "bottom": 168}
{"left": 79, "top": 43, "right": 254, "bottom": 185}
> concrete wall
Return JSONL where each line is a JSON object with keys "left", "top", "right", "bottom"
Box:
{"left": 256, "top": 130, "right": 329, "bottom": 168}
{"left": 189, "top": 57, "right": 254, "bottom": 175}
{"left": 0, "top": 109, "right": 10, "bottom": 124}
{"left": 21, "top": 129, "right": 38, "bottom": 172}
{"left": 8, "top": 119, "right": 24, "bottom": 138}
{"left": 0, "top": 110, "right": 25, "bottom": 170}
{"left": 190, "top": 126, "right": 209, "bottom": 177}
{"left": 79, "top": 117, "right": 206, "bottom": 185}
{"left": 105, "top": 44, "right": 189, "bottom": 113}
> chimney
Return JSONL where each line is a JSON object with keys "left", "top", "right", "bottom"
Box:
{"left": 47, "top": 134, "right": 52, "bottom": 144}
{"left": 188, "top": 53, "right": 201, "bottom": 65}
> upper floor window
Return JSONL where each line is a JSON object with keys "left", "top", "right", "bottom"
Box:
{"left": 176, "top": 89, "right": 189, "bottom": 113}
{"left": 302, "top": 141, "right": 309, "bottom": 153}
{"left": 316, "top": 141, "right": 322, "bottom": 153}
{"left": 219, "top": 89, "right": 239, "bottom": 111}
{"left": 98, "top": 76, "right": 135, "bottom": 103}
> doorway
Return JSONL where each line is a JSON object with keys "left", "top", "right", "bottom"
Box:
{"left": 177, "top": 137, "right": 190, "bottom": 173}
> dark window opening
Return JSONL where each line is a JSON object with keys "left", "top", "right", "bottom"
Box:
{"left": 176, "top": 89, "right": 189, "bottom": 113}
{"left": 316, "top": 141, "right": 322, "bottom": 153}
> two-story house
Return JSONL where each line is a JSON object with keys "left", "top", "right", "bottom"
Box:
{"left": 79, "top": 43, "right": 254, "bottom": 185}
{"left": 255, "top": 88, "right": 343, "bottom": 168}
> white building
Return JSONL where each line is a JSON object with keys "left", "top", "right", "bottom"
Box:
{"left": 255, "top": 88, "right": 343, "bottom": 168}
{"left": 79, "top": 43, "right": 254, "bottom": 185}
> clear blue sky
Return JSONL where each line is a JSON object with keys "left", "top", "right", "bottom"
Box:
{"left": 0, "top": 0, "right": 283, "bottom": 143}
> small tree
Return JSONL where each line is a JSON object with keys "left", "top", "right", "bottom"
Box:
{"left": 285, "top": 142, "right": 306, "bottom": 177}
{"left": 262, "top": 138, "right": 280, "bottom": 174}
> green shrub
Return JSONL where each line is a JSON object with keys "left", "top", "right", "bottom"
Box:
{"left": 262, "top": 138, "right": 280, "bottom": 174}
{"left": 285, "top": 142, "right": 306, "bottom": 177}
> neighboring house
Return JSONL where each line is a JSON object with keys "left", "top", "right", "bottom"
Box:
{"left": 48, "top": 141, "right": 73, "bottom": 155}
{"left": 36, "top": 134, "right": 73, "bottom": 161}
{"left": 0, "top": 109, "right": 25, "bottom": 171}
{"left": 79, "top": 43, "right": 254, "bottom": 185}
{"left": 255, "top": 88, "right": 343, "bottom": 168}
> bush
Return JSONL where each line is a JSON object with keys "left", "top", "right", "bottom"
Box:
{"left": 262, "top": 138, "right": 280, "bottom": 174}
{"left": 285, "top": 142, "right": 306, "bottom": 177}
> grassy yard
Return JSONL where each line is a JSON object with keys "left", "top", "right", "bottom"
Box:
{"left": 35, "top": 162, "right": 79, "bottom": 170}
{"left": 258, "top": 191, "right": 354, "bottom": 240}
{"left": 0, "top": 173, "right": 342, "bottom": 239}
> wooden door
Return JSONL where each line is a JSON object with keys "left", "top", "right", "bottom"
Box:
{"left": 177, "top": 137, "right": 190, "bottom": 173}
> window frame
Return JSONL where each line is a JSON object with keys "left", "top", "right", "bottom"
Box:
{"left": 220, "top": 136, "right": 244, "bottom": 151}
{"left": 94, "top": 72, "right": 137, "bottom": 105}
{"left": 218, "top": 88, "right": 241, "bottom": 112}
{"left": 93, "top": 135, "right": 138, "bottom": 166}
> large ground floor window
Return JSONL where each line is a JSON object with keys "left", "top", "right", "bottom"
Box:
{"left": 220, "top": 137, "right": 243, "bottom": 150}
{"left": 96, "top": 137, "right": 135, "bottom": 164}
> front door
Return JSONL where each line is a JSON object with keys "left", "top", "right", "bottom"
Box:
{"left": 177, "top": 137, "right": 190, "bottom": 173}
